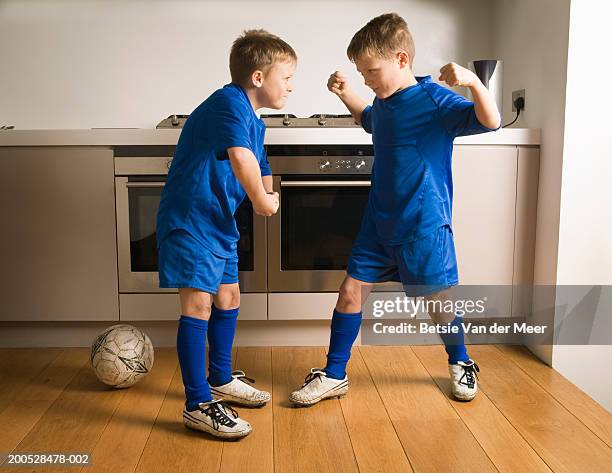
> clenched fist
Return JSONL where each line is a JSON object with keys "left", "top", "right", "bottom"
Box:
{"left": 327, "top": 71, "right": 350, "bottom": 96}
{"left": 438, "top": 62, "right": 479, "bottom": 88}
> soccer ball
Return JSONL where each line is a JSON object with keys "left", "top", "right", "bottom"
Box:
{"left": 90, "top": 324, "right": 154, "bottom": 388}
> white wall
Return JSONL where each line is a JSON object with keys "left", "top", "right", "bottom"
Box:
{"left": 493, "top": 0, "right": 570, "bottom": 288}
{"left": 552, "top": 0, "right": 612, "bottom": 412}
{"left": 492, "top": 0, "right": 570, "bottom": 366}
{"left": 495, "top": 0, "right": 612, "bottom": 412}
{"left": 0, "top": 0, "right": 493, "bottom": 129}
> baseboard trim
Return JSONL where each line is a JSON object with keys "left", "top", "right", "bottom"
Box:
{"left": 0, "top": 320, "right": 350, "bottom": 348}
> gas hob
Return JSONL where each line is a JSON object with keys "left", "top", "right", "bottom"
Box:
{"left": 156, "top": 114, "right": 359, "bottom": 129}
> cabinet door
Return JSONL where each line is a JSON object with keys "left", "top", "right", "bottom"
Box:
{"left": 452, "top": 145, "right": 518, "bottom": 289}
{"left": 0, "top": 147, "right": 119, "bottom": 321}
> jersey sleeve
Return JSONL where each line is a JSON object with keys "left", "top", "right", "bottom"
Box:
{"left": 259, "top": 146, "right": 271, "bottom": 176}
{"left": 197, "top": 94, "right": 254, "bottom": 155}
{"left": 360, "top": 105, "right": 373, "bottom": 134}
{"left": 435, "top": 87, "right": 499, "bottom": 137}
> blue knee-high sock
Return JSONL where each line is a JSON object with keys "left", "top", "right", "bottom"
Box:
{"left": 177, "top": 315, "right": 212, "bottom": 410}
{"left": 324, "top": 309, "right": 362, "bottom": 380}
{"left": 438, "top": 315, "right": 470, "bottom": 364}
{"left": 207, "top": 305, "right": 239, "bottom": 387}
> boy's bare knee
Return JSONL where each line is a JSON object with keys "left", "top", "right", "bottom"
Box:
{"left": 184, "top": 299, "right": 212, "bottom": 318}
{"left": 425, "top": 288, "right": 456, "bottom": 325}
{"left": 429, "top": 310, "right": 456, "bottom": 326}
{"left": 336, "top": 278, "right": 368, "bottom": 313}
{"left": 337, "top": 289, "right": 359, "bottom": 312}
{"left": 214, "top": 284, "right": 240, "bottom": 310}
{"left": 179, "top": 288, "right": 212, "bottom": 319}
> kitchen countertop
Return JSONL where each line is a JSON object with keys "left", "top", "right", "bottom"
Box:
{"left": 0, "top": 127, "right": 540, "bottom": 147}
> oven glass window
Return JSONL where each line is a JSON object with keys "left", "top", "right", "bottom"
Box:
{"left": 281, "top": 184, "right": 369, "bottom": 270}
{"left": 128, "top": 186, "right": 254, "bottom": 272}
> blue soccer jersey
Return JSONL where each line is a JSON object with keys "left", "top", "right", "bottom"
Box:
{"left": 360, "top": 75, "right": 496, "bottom": 244}
{"left": 156, "top": 83, "right": 271, "bottom": 257}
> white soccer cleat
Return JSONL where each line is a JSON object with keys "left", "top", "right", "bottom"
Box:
{"left": 210, "top": 370, "right": 271, "bottom": 407}
{"left": 182, "top": 399, "right": 252, "bottom": 439}
{"left": 289, "top": 368, "right": 349, "bottom": 407}
{"left": 449, "top": 359, "right": 480, "bottom": 401}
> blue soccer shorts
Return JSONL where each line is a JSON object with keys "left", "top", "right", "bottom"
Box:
{"left": 158, "top": 229, "right": 238, "bottom": 294}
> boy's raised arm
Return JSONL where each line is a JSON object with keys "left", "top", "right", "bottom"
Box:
{"left": 438, "top": 62, "right": 501, "bottom": 130}
{"left": 327, "top": 71, "right": 368, "bottom": 125}
{"left": 228, "top": 147, "right": 279, "bottom": 216}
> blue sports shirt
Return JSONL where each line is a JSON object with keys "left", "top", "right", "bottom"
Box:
{"left": 360, "top": 75, "right": 497, "bottom": 244}
{"left": 156, "top": 83, "right": 271, "bottom": 256}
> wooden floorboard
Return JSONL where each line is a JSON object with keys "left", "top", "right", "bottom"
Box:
{"left": 1, "top": 345, "right": 610, "bottom": 473}
{"left": 219, "top": 347, "right": 273, "bottom": 473}
{"left": 80, "top": 347, "right": 178, "bottom": 473}
{"left": 0, "top": 348, "right": 64, "bottom": 415}
{"left": 0, "top": 348, "right": 88, "bottom": 454}
{"left": 271, "top": 347, "right": 359, "bottom": 473}
{"left": 469, "top": 345, "right": 612, "bottom": 473}
{"left": 496, "top": 344, "right": 612, "bottom": 448}
{"left": 412, "top": 344, "right": 553, "bottom": 473}
{"left": 133, "top": 363, "right": 223, "bottom": 473}
{"left": 2, "top": 349, "right": 128, "bottom": 473}
{"left": 360, "top": 345, "right": 498, "bottom": 473}
{"left": 341, "top": 347, "right": 414, "bottom": 473}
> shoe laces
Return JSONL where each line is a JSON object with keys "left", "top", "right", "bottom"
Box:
{"left": 302, "top": 368, "right": 326, "bottom": 387}
{"left": 459, "top": 362, "right": 480, "bottom": 389}
{"left": 232, "top": 370, "right": 256, "bottom": 384}
{"left": 200, "top": 399, "right": 239, "bottom": 429}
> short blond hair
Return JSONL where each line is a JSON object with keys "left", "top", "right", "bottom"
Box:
{"left": 229, "top": 29, "right": 297, "bottom": 87}
{"left": 347, "top": 13, "right": 415, "bottom": 66}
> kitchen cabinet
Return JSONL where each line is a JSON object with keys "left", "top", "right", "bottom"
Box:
{"left": 0, "top": 147, "right": 119, "bottom": 321}
{"left": 452, "top": 145, "right": 519, "bottom": 287}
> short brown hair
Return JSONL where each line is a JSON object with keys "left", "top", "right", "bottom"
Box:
{"left": 347, "top": 13, "right": 415, "bottom": 66}
{"left": 229, "top": 29, "right": 297, "bottom": 87}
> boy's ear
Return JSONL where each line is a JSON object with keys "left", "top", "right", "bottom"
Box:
{"left": 397, "top": 50, "right": 411, "bottom": 69}
{"left": 251, "top": 70, "right": 264, "bottom": 88}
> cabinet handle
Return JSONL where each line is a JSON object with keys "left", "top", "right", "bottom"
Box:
{"left": 281, "top": 181, "right": 371, "bottom": 187}
{"left": 125, "top": 182, "right": 166, "bottom": 188}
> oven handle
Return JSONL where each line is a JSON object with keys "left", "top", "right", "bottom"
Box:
{"left": 280, "top": 180, "right": 371, "bottom": 187}
{"left": 125, "top": 182, "right": 166, "bottom": 188}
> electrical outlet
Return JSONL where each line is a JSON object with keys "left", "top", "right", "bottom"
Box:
{"left": 512, "top": 89, "right": 526, "bottom": 112}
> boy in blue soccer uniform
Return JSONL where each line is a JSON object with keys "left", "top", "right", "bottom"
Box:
{"left": 290, "top": 13, "right": 500, "bottom": 406}
{"left": 157, "top": 30, "right": 296, "bottom": 439}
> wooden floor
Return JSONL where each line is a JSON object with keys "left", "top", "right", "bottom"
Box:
{"left": 0, "top": 345, "right": 611, "bottom": 473}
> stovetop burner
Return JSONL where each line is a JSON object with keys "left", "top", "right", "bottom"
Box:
{"left": 308, "top": 114, "right": 352, "bottom": 119}
{"left": 156, "top": 113, "right": 359, "bottom": 129}
{"left": 259, "top": 114, "right": 297, "bottom": 118}
{"left": 260, "top": 113, "right": 357, "bottom": 128}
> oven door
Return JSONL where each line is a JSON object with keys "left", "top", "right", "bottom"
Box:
{"left": 268, "top": 176, "right": 371, "bottom": 292}
{"left": 115, "top": 176, "right": 266, "bottom": 293}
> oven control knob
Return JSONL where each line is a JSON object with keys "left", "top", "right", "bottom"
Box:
{"left": 282, "top": 114, "right": 292, "bottom": 126}
{"left": 319, "top": 160, "right": 331, "bottom": 170}
{"left": 318, "top": 114, "right": 327, "bottom": 126}
{"left": 171, "top": 115, "right": 180, "bottom": 126}
{"left": 355, "top": 159, "right": 366, "bottom": 170}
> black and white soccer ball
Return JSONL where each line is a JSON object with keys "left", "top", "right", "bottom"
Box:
{"left": 90, "top": 324, "right": 154, "bottom": 388}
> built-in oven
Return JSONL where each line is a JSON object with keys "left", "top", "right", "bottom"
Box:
{"left": 114, "top": 148, "right": 266, "bottom": 293}
{"left": 267, "top": 144, "right": 397, "bottom": 292}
